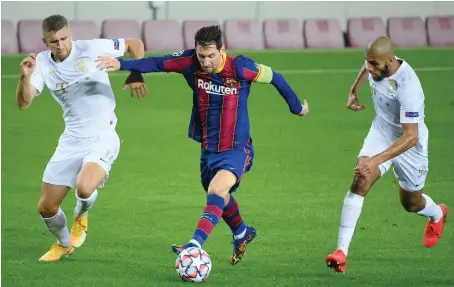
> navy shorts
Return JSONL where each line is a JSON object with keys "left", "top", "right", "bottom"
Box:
{"left": 200, "top": 144, "right": 254, "bottom": 193}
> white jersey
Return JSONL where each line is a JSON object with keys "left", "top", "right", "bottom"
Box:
{"left": 30, "top": 39, "right": 126, "bottom": 137}
{"left": 367, "top": 57, "right": 428, "bottom": 151}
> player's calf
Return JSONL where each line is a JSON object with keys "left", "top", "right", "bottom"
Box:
{"left": 400, "top": 191, "right": 426, "bottom": 213}
{"left": 222, "top": 194, "right": 247, "bottom": 238}
{"left": 70, "top": 162, "right": 105, "bottom": 248}
{"left": 192, "top": 170, "right": 236, "bottom": 246}
{"left": 38, "top": 183, "right": 72, "bottom": 259}
{"left": 329, "top": 157, "right": 381, "bottom": 269}
{"left": 172, "top": 170, "right": 236, "bottom": 253}
{"left": 222, "top": 194, "right": 257, "bottom": 265}
{"left": 399, "top": 188, "right": 447, "bottom": 248}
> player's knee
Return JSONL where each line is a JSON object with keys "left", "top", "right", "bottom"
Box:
{"left": 350, "top": 176, "right": 372, "bottom": 196}
{"left": 37, "top": 199, "right": 59, "bottom": 218}
{"left": 75, "top": 181, "right": 95, "bottom": 199}
{"left": 207, "top": 184, "right": 230, "bottom": 197}
{"left": 207, "top": 170, "right": 237, "bottom": 196}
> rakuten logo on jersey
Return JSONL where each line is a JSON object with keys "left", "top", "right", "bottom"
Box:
{"left": 197, "top": 79, "right": 238, "bottom": 96}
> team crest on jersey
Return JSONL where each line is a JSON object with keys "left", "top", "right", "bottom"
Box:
{"left": 75, "top": 59, "right": 87, "bottom": 72}
{"left": 388, "top": 80, "right": 398, "bottom": 93}
{"left": 224, "top": 78, "right": 237, "bottom": 87}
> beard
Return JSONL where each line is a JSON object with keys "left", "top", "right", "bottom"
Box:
{"left": 372, "top": 63, "right": 391, "bottom": 82}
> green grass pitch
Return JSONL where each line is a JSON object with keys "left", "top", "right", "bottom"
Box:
{"left": 2, "top": 48, "right": 454, "bottom": 286}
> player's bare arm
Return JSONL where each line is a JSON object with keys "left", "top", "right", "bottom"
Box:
{"left": 16, "top": 53, "right": 39, "bottom": 110}
{"left": 355, "top": 123, "right": 418, "bottom": 177}
{"left": 122, "top": 39, "right": 148, "bottom": 99}
{"left": 124, "top": 39, "right": 144, "bottom": 59}
{"left": 347, "top": 64, "right": 368, "bottom": 111}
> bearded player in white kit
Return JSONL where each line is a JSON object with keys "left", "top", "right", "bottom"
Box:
{"left": 325, "top": 36, "right": 448, "bottom": 273}
{"left": 16, "top": 15, "right": 147, "bottom": 261}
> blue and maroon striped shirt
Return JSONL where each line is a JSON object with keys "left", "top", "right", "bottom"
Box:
{"left": 118, "top": 49, "right": 303, "bottom": 153}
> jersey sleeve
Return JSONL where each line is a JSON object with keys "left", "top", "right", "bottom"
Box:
{"left": 235, "top": 56, "right": 273, "bottom": 84}
{"left": 234, "top": 55, "right": 303, "bottom": 115}
{"left": 397, "top": 79, "right": 425, "bottom": 124}
{"left": 118, "top": 49, "right": 195, "bottom": 74}
{"left": 29, "top": 54, "right": 46, "bottom": 96}
{"left": 90, "top": 38, "right": 126, "bottom": 58}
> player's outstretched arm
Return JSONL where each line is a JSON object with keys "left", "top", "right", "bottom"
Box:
{"left": 96, "top": 50, "right": 194, "bottom": 74}
{"left": 238, "top": 57, "right": 308, "bottom": 116}
{"left": 16, "top": 53, "right": 39, "bottom": 110}
{"left": 270, "top": 70, "right": 309, "bottom": 116}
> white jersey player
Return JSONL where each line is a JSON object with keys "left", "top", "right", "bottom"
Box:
{"left": 16, "top": 14, "right": 147, "bottom": 261}
{"left": 325, "top": 36, "right": 448, "bottom": 273}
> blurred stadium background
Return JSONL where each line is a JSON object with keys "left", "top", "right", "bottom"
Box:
{"left": 2, "top": 1, "right": 454, "bottom": 287}
{"left": 1, "top": 1, "right": 454, "bottom": 52}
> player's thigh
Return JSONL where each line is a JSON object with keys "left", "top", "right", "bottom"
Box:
{"left": 43, "top": 135, "right": 85, "bottom": 189}
{"left": 38, "top": 182, "right": 71, "bottom": 217}
{"left": 79, "top": 131, "right": 121, "bottom": 192}
{"left": 205, "top": 146, "right": 253, "bottom": 195}
{"left": 393, "top": 148, "right": 429, "bottom": 193}
{"left": 399, "top": 186, "right": 424, "bottom": 212}
{"left": 357, "top": 127, "right": 393, "bottom": 177}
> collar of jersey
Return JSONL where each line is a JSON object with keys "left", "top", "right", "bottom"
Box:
{"left": 388, "top": 58, "right": 407, "bottom": 81}
{"left": 213, "top": 52, "right": 227, "bottom": 74}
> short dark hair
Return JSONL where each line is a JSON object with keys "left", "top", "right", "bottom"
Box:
{"left": 42, "top": 14, "right": 68, "bottom": 36}
{"left": 194, "top": 25, "right": 223, "bottom": 50}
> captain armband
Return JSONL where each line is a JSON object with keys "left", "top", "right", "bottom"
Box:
{"left": 253, "top": 64, "right": 273, "bottom": 84}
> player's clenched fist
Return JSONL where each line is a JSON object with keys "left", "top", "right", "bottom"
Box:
{"left": 96, "top": 56, "right": 120, "bottom": 72}
{"left": 20, "top": 53, "right": 37, "bottom": 77}
{"left": 299, "top": 99, "right": 309, "bottom": 116}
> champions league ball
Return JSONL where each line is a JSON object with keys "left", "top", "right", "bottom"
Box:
{"left": 175, "top": 247, "right": 212, "bottom": 282}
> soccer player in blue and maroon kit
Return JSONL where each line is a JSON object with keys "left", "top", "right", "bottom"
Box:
{"left": 96, "top": 25, "right": 309, "bottom": 265}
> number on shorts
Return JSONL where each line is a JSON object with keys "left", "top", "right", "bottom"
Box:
{"left": 101, "top": 150, "right": 114, "bottom": 162}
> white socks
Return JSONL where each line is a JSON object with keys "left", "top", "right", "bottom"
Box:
{"left": 74, "top": 189, "right": 98, "bottom": 217}
{"left": 42, "top": 208, "right": 70, "bottom": 247}
{"left": 337, "top": 190, "right": 364, "bottom": 256}
{"left": 417, "top": 194, "right": 443, "bottom": 223}
{"left": 336, "top": 191, "right": 442, "bottom": 256}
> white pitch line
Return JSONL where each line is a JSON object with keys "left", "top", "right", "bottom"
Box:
{"left": 1, "top": 67, "right": 453, "bottom": 79}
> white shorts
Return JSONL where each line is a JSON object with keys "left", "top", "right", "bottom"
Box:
{"left": 42, "top": 130, "right": 121, "bottom": 189}
{"left": 358, "top": 127, "right": 429, "bottom": 192}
